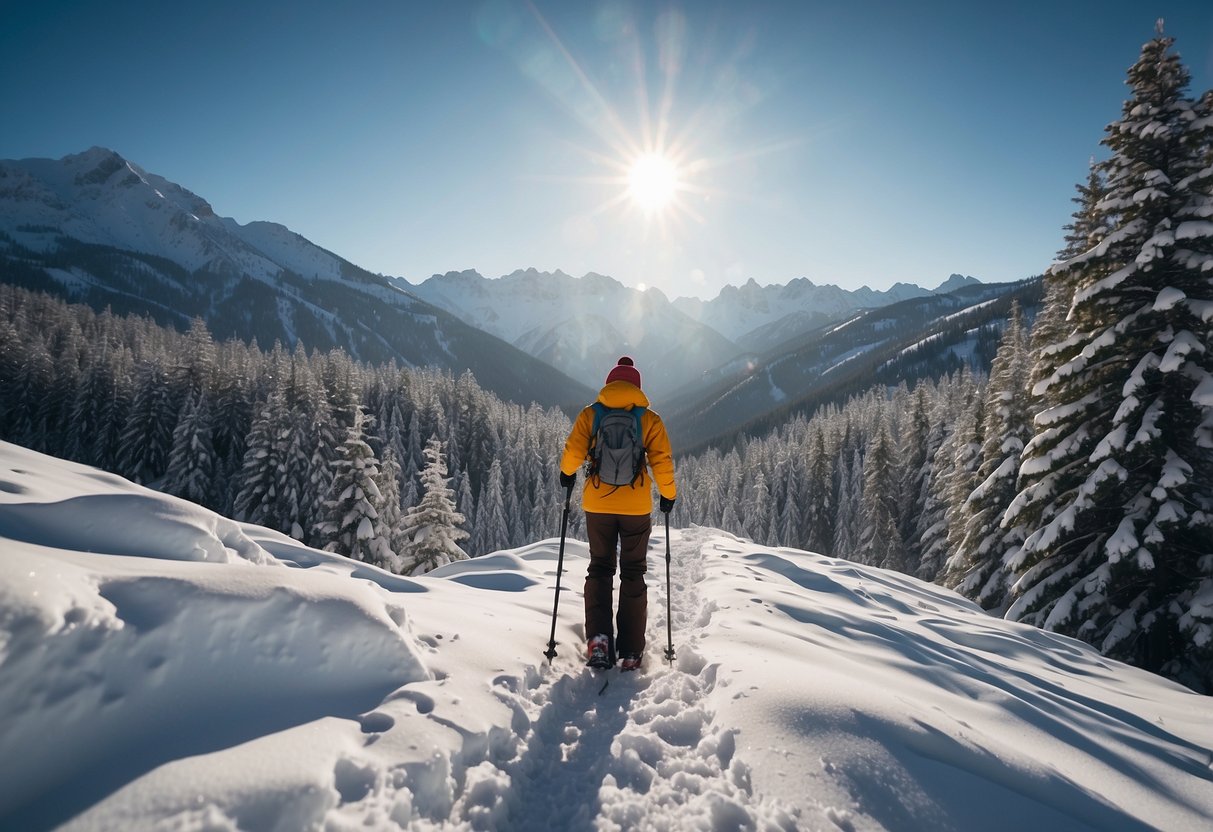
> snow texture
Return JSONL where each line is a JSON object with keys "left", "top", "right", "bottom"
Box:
{"left": 1, "top": 441, "right": 1211, "bottom": 831}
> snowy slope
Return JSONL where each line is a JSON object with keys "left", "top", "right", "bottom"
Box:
{"left": 2, "top": 440, "right": 1211, "bottom": 831}
{"left": 665, "top": 280, "right": 1038, "bottom": 450}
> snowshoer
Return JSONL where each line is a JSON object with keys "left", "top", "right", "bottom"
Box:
{"left": 559, "top": 356, "right": 677, "bottom": 671}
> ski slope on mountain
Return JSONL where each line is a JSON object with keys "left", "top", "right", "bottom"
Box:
{"left": 1, "top": 440, "right": 1211, "bottom": 831}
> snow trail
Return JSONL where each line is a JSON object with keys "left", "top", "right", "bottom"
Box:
{"left": 478, "top": 526, "right": 797, "bottom": 831}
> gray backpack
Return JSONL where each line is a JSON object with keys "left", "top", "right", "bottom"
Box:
{"left": 589, "top": 403, "right": 647, "bottom": 487}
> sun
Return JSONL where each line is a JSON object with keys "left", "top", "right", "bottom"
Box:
{"left": 627, "top": 153, "right": 680, "bottom": 215}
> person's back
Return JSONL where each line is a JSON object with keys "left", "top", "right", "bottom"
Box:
{"left": 559, "top": 356, "right": 676, "bottom": 670}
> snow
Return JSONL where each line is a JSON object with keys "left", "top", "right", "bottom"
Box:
{"left": 2, "top": 440, "right": 1212, "bottom": 830}
{"left": 1153, "top": 286, "right": 1186, "bottom": 311}
{"left": 765, "top": 369, "right": 786, "bottom": 403}
{"left": 1175, "top": 220, "right": 1213, "bottom": 241}
{"left": 939, "top": 297, "right": 998, "bottom": 323}
{"left": 1160, "top": 329, "right": 1205, "bottom": 373}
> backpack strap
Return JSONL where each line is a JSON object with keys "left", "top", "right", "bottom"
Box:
{"left": 630, "top": 406, "right": 647, "bottom": 488}
{"left": 631, "top": 406, "right": 646, "bottom": 440}
{"left": 590, "top": 401, "right": 606, "bottom": 438}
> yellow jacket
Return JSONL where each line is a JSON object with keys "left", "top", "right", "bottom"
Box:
{"left": 560, "top": 380, "right": 677, "bottom": 515}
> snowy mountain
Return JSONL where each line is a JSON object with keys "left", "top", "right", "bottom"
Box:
{"left": 2, "top": 440, "right": 1211, "bottom": 830}
{"left": 670, "top": 273, "right": 983, "bottom": 352}
{"left": 666, "top": 279, "right": 1040, "bottom": 450}
{"left": 404, "top": 268, "right": 741, "bottom": 397}
{"left": 1, "top": 147, "right": 307, "bottom": 280}
{"left": 0, "top": 148, "right": 592, "bottom": 409}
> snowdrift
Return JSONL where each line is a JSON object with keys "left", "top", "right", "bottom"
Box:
{"left": 0, "top": 440, "right": 1210, "bottom": 831}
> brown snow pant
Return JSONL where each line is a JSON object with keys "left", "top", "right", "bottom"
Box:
{"left": 584, "top": 511, "right": 652, "bottom": 656}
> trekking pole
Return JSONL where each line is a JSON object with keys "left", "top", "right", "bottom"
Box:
{"left": 663, "top": 508, "right": 676, "bottom": 664}
{"left": 544, "top": 484, "right": 574, "bottom": 661}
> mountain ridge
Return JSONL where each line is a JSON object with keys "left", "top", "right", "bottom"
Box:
{"left": 403, "top": 267, "right": 741, "bottom": 397}
{"left": 0, "top": 148, "right": 595, "bottom": 409}
{"left": 405, "top": 267, "right": 985, "bottom": 397}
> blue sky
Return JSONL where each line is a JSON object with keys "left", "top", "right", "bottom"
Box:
{"left": 3, "top": 1, "right": 1212, "bottom": 299}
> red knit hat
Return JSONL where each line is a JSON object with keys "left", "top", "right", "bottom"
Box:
{"left": 605, "top": 356, "right": 642, "bottom": 388}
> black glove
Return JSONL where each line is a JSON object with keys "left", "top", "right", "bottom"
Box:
{"left": 559, "top": 471, "right": 576, "bottom": 489}
{"left": 659, "top": 495, "right": 675, "bottom": 513}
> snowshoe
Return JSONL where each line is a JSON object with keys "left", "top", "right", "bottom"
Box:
{"left": 619, "top": 653, "right": 642, "bottom": 672}
{"left": 586, "top": 634, "right": 612, "bottom": 670}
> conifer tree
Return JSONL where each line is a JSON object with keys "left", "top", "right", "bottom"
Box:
{"left": 897, "top": 386, "right": 934, "bottom": 573}
{"left": 744, "top": 468, "right": 772, "bottom": 544}
{"left": 778, "top": 454, "right": 805, "bottom": 549}
{"left": 802, "top": 427, "right": 834, "bottom": 554}
{"left": 400, "top": 436, "right": 469, "bottom": 574}
{"left": 942, "top": 378, "right": 985, "bottom": 563}
{"left": 947, "top": 305, "right": 1031, "bottom": 609}
{"left": 95, "top": 347, "right": 135, "bottom": 473}
{"left": 859, "top": 421, "right": 906, "bottom": 570}
{"left": 316, "top": 409, "right": 395, "bottom": 568}
{"left": 7, "top": 345, "right": 54, "bottom": 448}
{"left": 117, "top": 360, "right": 177, "bottom": 484}
{"left": 719, "top": 499, "right": 743, "bottom": 540}
{"left": 833, "top": 448, "right": 862, "bottom": 558}
{"left": 0, "top": 318, "right": 22, "bottom": 437}
{"left": 455, "top": 468, "right": 476, "bottom": 537}
{"left": 375, "top": 446, "right": 408, "bottom": 572}
{"left": 473, "top": 458, "right": 509, "bottom": 556}
{"left": 164, "top": 391, "right": 216, "bottom": 505}
{"left": 66, "top": 343, "right": 117, "bottom": 467}
{"left": 1005, "top": 33, "right": 1213, "bottom": 690}
{"left": 233, "top": 390, "right": 292, "bottom": 530}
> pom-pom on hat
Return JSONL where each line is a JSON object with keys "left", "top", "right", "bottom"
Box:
{"left": 605, "top": 356, "right": 642, "bottom": 388}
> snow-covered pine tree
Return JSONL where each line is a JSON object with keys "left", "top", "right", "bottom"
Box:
{"left": 66, "top": 341, "right": 117, "bottom": 467}
{"left": 400, "top": 436, "right": 469, "bottom": 575}
{"left": 454, "top": 468, "right": 474, "bottom": 530}
{"left": 912, "top": 378, "right": 954, "bottom": 582}
{"left": 210, "top": 350, "right": 255, "bottom": 515}
{"left": 0, "top": 318, "right": 22, "bottom": 438}
{"left": 315, "top": 409, "right": 395, "bottom": 569}
{"left": 117, "top": 359, "right": 177, "bottom": 484}
{"left": 802, "top": 425, "right": 834, "bottom": 554}
{"left": 95, "top": 347, "right": 134, "bottom": 474}
{"left": 375, "top": 446, "right": 408, "bottom": 573}
{"left": 472, "top": 458, "right": 509, "bottom": 557}
{"left": 777, "top": 450, "right": 805, "bottom": 550}
{"left": 719, "top": 498, "right": 743, "bottom": 540}
{"left": 946, "top": 304, "right": 1031, "bottom": 609}
{"left": 859, "top": 419, "right": 906, "bottom": 570}
{"left": 701, "top": 462, "right": 724, "bottom": 530}
{"left": 833, "top": 447, "right": 863, "bottom": 558}
{"left": 942, "top": 375, "right": 986, "bottom": 565}
{"left": 164, "top": 390, "right": 216, "bottom": 505}
{"left": 1005, "top": 33, "right": 1213, "bottom": 690}
{"left": 897, "top": 385, "right": 934, "bottom": 574}
{"left": 35, "top": 329, "right": 81, "bottom": 455}
{"left": 232, "top": 390, "right": 293, "bottom": 530}
{"left": 743, "top": 468, "right": 772, "bottom": 544}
